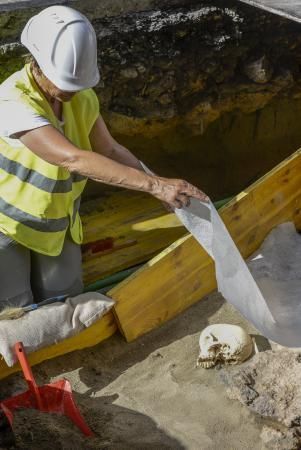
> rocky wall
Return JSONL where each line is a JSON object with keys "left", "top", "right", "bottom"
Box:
{"left": 1, "top": 0, "right": 301, "bottom": 198}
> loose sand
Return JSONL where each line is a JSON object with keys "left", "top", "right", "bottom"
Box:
{"left": 1, "top": 292, "right": 267, "bottom": 450}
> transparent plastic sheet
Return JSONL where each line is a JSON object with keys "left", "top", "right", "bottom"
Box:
{"left": 176, "top": 199, "right": 301, "bottom": 347}
{"left": 139, "top": 161, "right": 301, "bottom": 347}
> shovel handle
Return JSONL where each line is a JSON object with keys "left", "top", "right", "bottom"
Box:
{"left": 14, "top": 342, "right": 43, "bottom": 409}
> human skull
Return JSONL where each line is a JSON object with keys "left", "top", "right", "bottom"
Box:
{"left": 197, "top": 324, "right": 253, "bottom": 368}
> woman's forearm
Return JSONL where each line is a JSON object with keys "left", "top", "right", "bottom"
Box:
{"left": 66, "top": 148, "right": 154, "bottom": 192}
{"left": 89, "top": 116, "right": 143, "bottom": 170}
{"left": 108, "top": 142, "right": 143, "bottom": 171}
{"left": 67, "top": 148, "right": 209, "bottom": 209}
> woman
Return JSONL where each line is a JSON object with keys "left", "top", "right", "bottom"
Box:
{"left": 0, "top": 5, "right": 208, "bottom": 309}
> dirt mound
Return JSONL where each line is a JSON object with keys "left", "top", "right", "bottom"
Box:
{"left": 220, "top": 350, "right": 301, "bottom": 449}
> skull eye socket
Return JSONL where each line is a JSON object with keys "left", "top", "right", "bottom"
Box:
{"left": 204, "top": 333, "right": 218, "bottom": 342}
{"left": 210, "top": 333, "right": 218, "bottom": 342}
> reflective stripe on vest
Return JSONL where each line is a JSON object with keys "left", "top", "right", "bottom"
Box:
{"left": 0, "top": 153, "right": 73, "bottom": 193}
{"left": 0, "top": 197, "right": 69, "bottom": 232}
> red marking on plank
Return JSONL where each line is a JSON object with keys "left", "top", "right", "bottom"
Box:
{"left": 82, "top": 237, "right": 114, "bottom": 254}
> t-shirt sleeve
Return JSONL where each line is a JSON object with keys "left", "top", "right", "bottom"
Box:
{"left": 0, "top": 101, "right": 50, "bottom": 138}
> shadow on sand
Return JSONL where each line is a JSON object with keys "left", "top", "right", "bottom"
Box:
{"left": 0, "top": 292, "right": 224, "bottom": 449}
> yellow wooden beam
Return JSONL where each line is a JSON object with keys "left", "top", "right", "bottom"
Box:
{"left": 81, "top": 191, "right": 186, "bottom": 284}
{"left": 111, "top": 149, "right": 301, "bottom": 342}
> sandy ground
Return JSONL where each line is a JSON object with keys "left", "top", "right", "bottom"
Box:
{"left": 0, "top": 292, "right": 267, "bottom": 450}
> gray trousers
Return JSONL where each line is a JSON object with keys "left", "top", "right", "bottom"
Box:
{"left": 0, "top": 232, "right": 83, "bottom": 309}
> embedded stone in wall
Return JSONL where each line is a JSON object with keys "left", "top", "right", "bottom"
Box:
{"left": 243, "top": 55, "right": 273, "bottom": 84}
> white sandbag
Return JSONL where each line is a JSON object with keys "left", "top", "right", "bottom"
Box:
{"left": 0, "top": 292, "right": 114, "bottom": 366}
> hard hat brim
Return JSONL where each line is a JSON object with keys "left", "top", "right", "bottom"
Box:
{"left": 41, "top": 66, "right": 101, "bottom": 92}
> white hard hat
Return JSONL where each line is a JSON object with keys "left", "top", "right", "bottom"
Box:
{"left": 21, "top": 5, "right": 100, "bottom": 91}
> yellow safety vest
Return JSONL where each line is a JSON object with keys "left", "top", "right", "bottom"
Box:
{"left": 0, "top": 64, "right": 99, "bottom": 255}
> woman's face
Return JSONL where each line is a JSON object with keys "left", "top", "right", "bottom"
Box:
{"left": 32, "top": 64, "right": 77, "bottom": 103}
{"left": 42, "top": 77, "right": 77, "bottom": 103}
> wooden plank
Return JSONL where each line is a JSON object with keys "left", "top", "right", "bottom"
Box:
{"left": 0, "top": 311, "right": 117, "bottom": 380}
{"left": 81, "top": 191, "right": 186, "bottom": 284}
{"left": 111, "top": 149, "right": 301, "bottom": 342}
{"left": 237, "top": 0, "right": 301, "bottom": 23}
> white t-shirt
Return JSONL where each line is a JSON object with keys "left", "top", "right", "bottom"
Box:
{"left": 0, "top": 101, "right": 65, "bottom": 138}
{"left": 0, "top": 70, "right": 64, "bottom": 138}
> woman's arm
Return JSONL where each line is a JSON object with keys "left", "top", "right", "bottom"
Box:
{"left": 19, "top": 125, "right": 209, "bottom": 209}
{"left": 89, "top": 115, "right": 143, "bottom": 170}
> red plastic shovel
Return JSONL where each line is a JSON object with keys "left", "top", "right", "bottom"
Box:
{"left": 0, "top": 342, "right": 93, "bottom": 437}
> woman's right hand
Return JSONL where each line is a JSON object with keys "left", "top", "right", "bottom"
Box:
{"left": 150, "top": 176, "right": 209, "bottom": 209}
